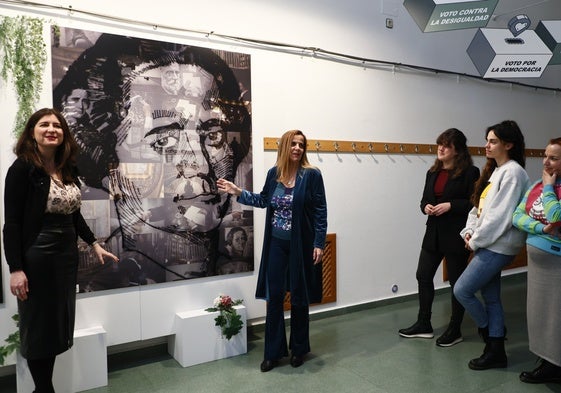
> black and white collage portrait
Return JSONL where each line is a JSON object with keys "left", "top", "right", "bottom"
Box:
{"left": 51, "top": 27, "right": 253, "bottom": 292}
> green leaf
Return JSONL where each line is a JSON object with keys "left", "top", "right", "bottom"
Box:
{"left": 0, "top": 314, "right": 20, "bottom": 366}
{"left": 0, "top": 16, "right": 47, "bottom": 136}
{"left": 205, "top": 297, "right": 244, "bottom": 340}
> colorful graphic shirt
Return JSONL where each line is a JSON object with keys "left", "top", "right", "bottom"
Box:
{"left": 271, "top": 183, "right": 294, "bottom": 240}
{"left": 526, "top": 182, "right": 561, "bottom": 227}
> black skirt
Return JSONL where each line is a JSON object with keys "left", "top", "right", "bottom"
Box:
{"left": 19, "top": 213, "right": 78, "bottom": 359}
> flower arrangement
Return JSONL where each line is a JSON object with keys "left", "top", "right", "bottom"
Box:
{"left": 205, "top": 295, "right": 243, "bottom": 340}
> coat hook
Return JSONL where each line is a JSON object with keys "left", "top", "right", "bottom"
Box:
{"left": 351, "top": 142, "right": 357, "bottom": 152}
{"left": 429, "top": 146, "right": 433, "bottom": 153}
{"left": 384, "top": 144, "right": 389, "bottom": 153}
{"left": 333, "top": 141, "right": 339, "bottom": 151}
{"left": 368, "top": 143, "right": 373, "bottom": 153}
{"left": 315, "top": 141, "right": 321, "bottom": 151}
{"left": 399, "top": 144, "right": 404, "bottom": 153}
{"left": 415, "top": 145, "right": 419, "bottom": 153}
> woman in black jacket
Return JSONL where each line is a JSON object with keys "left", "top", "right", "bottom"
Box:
{"left": 3, "top": 108, "right": 118, "bottom": 393}
{"left": 399, "top": 128, "right": 479, "bottom": 347}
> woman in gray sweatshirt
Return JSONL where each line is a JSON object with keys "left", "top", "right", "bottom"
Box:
{"left": 454, "top": 120, "right": 530, "bottom": 371}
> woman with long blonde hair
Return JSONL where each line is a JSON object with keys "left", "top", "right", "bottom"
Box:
{"left": 217, "top": 129, "right": 327, "bottom": 372}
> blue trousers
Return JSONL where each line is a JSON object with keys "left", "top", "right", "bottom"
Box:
{"left": 264, "top": 237, "right": 310, "bottom": 361}
{"left": 453, "top": 248, "right": 514, "bottom": 337}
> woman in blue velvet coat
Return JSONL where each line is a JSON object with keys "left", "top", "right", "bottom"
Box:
{"left": 217, "top": 129, "right": 327, "bottom": 372}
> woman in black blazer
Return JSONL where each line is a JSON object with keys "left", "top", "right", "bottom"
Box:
{"left": 4, "top": 108, "right": 118, "bottom": 392}
{"left": 399, "top": 128, "right": 479, "bottom": 347}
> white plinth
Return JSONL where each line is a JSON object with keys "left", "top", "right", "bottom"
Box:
{"left": 169, "top": 305, "right": 247, "bottom": 367}
{"left": 17, "top": 326, "right": 107, "bottom": 393}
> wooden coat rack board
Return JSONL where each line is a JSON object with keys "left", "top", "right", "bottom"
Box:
{"left": 264, "top": 137, "right": 532, "bottom": 278}
{"left": 263, "top": 137, "right": 544, "bottom": 157}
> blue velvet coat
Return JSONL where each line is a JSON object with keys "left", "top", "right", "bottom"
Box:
{"left": 238, "top": 166, "right": 327, "bottom": 305}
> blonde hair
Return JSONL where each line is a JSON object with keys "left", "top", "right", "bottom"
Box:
{"left": 275, "top": 129, "right": 315, "bottom": 184}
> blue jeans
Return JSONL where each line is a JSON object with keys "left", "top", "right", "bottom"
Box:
{"left": 453, "top": 248, "right": 514, "bottom": 338}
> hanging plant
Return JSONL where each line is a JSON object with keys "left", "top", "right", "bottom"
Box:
{"left": 0, "top": 15, "right": 47, "bottom": 137}
{"left": 0, "top": 314, "right": 19, "bottom": 366}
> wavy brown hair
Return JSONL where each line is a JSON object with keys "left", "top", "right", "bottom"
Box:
{"left": 471, "top": 120, "right": 526, "bottom": 207}
{"left": 429, "top": 128, "right": 473, "bottom": 179}
{"left": 275, "top": 130, "right": 315, "bottom": 184}
{"left": 15, "top": 108, "right": 79, "bottom": 183}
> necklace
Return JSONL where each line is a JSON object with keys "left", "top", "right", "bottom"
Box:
{"left": 286, "top": 175, "right": 296, "bottom": 187}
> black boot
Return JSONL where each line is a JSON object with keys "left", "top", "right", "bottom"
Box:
{"left": 398, "top": 313, "right": 433, "bottom": 338}
{"left": 436, "top": 320, "right": 463, "bottom": 347}
{"left": 478, "top": 326, "right": 489, "bottom": 354}
{"left": 468, "top": 336, "right": 507, "bottom": 370}
{"left": 520, "top": 358, "right": 561, "bottom": 384}
{"left": 478, "top": 326, "right": 489, "bottom": 341}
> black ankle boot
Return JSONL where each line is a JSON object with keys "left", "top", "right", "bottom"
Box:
{"left": 398, "top": 319, "right": 433, "bottom": 338}
{"left": 478, "top": 326, "right": 489, "bottom": 342}
{"left": 468, "top": 337, "right": 507, "bottom": 370}
{"left": 520, "top": 359, "right": 561, "bottom": 383}
{"left": 477, "top": 326, "right": 490, "bottom": 355}
{"left": 436, "top": 321, "right": 462, "bottom": 347}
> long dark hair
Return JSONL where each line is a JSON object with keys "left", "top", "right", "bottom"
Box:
{"left": 471, "top": 120, "right": 526, "bottom": 206}
{"left": 429, "top": 128, "right": 473, "bottom": 178}
{"left": 15, "top": 108, "right": 79, "bottom": 183}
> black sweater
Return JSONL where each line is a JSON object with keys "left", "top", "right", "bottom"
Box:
{"left": 3, "top": 158, "right": 96, "bottom": 272}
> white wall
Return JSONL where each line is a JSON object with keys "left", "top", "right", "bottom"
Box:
{"left": 0, "top": 0, "right": 558, "bottom": 367}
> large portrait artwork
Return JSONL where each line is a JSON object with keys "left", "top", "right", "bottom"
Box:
{"left": 51, "top": 27, "right": 253, "bottom": 292}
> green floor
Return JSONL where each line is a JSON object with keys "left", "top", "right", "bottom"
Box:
{"left": 2, "top": 274, "right": 560, "bottom": 392}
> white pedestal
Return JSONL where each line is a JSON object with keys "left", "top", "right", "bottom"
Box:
{"left": 17, "top": 326, "right": 107, "bottom": 393}
{"left": 168, "top": 305, "right": 247, "bottom": 367}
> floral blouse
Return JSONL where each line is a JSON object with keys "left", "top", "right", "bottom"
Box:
{"left": 271, "top": 183, "right": 294, "bottom": 240}
{"left": 45, "top": 177, "right": 82, "bottom": 214}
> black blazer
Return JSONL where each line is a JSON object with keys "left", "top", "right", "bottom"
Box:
{"left": 420, "top": 165, "right": 480, "bottom": 254}
{"left": 3, "top": 158, "right": 97, "bottom": 272}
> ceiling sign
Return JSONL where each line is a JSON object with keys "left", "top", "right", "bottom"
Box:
{"left": 467, "top": 28, "right": 553, "bottom": 78}
{"left": 404, "top": 0, "right": 499, "bottom": 32}
{"left": 535, "top": 20, "right": 561, "bottom": 65}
